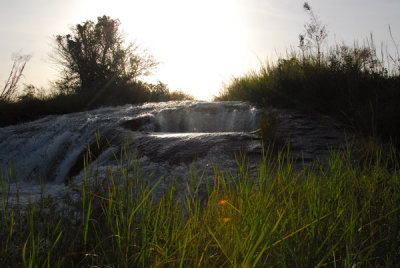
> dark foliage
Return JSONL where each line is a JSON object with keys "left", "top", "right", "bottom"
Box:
{"left": 217, "top": 50, "right": 400, "bottom": 140}
{"left": 54, "top": 15, "right": 158, "bottom": 95}
{"left": 0, "top": 81, "right": 193, "bottom": 127}
{"left": 217, "top": 3, "right": 400, "bottom": 141}
{"left": 0, "top": 16, "right": 195, "bottom": 127}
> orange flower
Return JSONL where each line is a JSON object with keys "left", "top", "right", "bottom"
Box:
{"left": 219, "top": 200, "right": 227, "bottom": 205}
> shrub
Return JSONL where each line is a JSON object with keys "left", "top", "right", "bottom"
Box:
{"left": 168, "top": 90, "right": 195, "bottom": 101}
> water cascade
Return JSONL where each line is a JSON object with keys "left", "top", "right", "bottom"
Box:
{"left": 0, "top": 101, "right": 349, "bottom": 204}
{"left": 0, "top": 101, "right": 263, "bottom": 203}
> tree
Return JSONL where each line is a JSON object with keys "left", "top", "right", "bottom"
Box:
{"left": 54, "top": 15, "right": 158, "bottom": 94}
{"left": 299, "top": 2, "right": 328, "bottom": 64}
{"left": 1, "top": 53, "right": 31, "bottom": 102}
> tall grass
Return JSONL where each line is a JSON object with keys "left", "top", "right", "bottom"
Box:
{"left": 217, "top": 41, "right": 400, "bottom": 141}
{"left": 1, "top": 142, "right": 400, "bottom": 267}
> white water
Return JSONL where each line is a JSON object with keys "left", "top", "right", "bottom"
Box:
{"left": 0, "top": 101, "right": 263, "bottom": 204}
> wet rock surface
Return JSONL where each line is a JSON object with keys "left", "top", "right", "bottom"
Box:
{"left": 273, "top": 108, "right": 351, "bottom": 164}
{"left": 0, "top": 101, "right": 352, "bottom": 204}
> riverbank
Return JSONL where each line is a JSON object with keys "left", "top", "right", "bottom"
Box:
{"left": 1, "top": 142, "right": 399, "bottom": 267}
{"left": 216, "top": 44, "right": 400, "bottom": 143}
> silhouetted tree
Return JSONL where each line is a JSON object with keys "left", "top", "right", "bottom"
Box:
{"left": 54, "top": 15, "right": 158, "bottom": 94}
{"left": 1, "top": 53, "right": 31, "bottom": 102}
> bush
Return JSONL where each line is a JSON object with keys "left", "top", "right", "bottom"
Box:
{"left": 168, "top": 90, "right": 194, "bottom": 101}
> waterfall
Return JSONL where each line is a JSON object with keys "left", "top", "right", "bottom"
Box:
{"left": 0, "top": 101, "right": 350, "bottom": 205}
{"left": 123, "top": 102, "right": 261, "bottom": 133}
{"left": 0, "top": 101, "right": 263, "bottom": 203}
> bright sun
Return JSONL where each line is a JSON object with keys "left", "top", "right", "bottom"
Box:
{"left": 81, "top": 0, "right": 253, "bottom": 100}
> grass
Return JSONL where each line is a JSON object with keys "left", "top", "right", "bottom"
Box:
{"left": 216, "top": 42, "right": 400, "bottom": 141}
{"left": 1, "top": 141, "right": 400, "bottom": 267}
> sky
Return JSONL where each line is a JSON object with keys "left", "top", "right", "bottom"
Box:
{"left": 0, "top": 0, "right": 399, "bottom": 100}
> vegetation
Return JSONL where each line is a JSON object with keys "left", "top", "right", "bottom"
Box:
{"left": 256, "top": 109, "right": 284, "bottom": 149}
{"left": 0, "top": 53, "right": 31, "bottom": 102}
{"left": 0, "top": 80, "right": 193, "bottom": 127}
{"left": 1, "top": 3, "right": 399, "bottom": 267}
{"left": 1, "top": 142, "right": 400, "bottom": 267}
{"left": 217, "top": 3, "right": 400, "bottom": 141}
{"left": 0, "top": 16, "right": 193, "bottom": 127}
{"left": 53, "top": 15, "right": 158, "bottom": 96}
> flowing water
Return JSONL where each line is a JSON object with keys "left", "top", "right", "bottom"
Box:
{"left": 0, "top": 101, "right": 264, "bottom": 204}
{"left": 0, "top": 101, "right": 348, "bottom": 204}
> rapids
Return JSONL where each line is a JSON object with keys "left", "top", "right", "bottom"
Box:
{"left": 0, "top": 101, "right": 348, "bottom": 204}
{"left": 0, "top": 101, "right": 264, "bottom": 203}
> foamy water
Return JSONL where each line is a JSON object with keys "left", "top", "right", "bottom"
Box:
{"left": 0, "top": 101, "right": 263, "bottom": 204}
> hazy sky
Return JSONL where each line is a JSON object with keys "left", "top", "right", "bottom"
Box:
{"left": 1, "top": 0, "right": 399, "bottom": 100}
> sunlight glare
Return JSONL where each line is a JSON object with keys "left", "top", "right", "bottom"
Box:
{"left": 81, "top": 0, "right": 254, "bottom": 100}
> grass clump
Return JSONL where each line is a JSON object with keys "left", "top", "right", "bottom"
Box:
{"left": 1, "top": 143, "right": 400, "bottom": 267}
{"left": 256, "top": 109, "right": 285, "bottom": 149}
{"left": 216, "top": 2, "right": 400, "bottom": 141}
{"left": 217, "top": 45, "right": 400, "bottom": 141}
